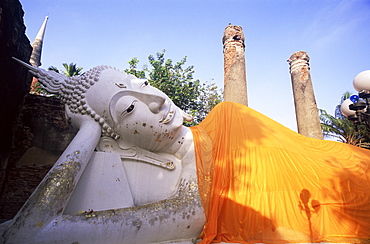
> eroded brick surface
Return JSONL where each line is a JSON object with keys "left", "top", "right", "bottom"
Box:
{"left": 0, "top": 95, "right": 75, "bottom": 219}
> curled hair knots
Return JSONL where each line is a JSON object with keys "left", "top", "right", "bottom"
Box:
{"left": 13, "top": 58, "right": 121, "bottom": 140}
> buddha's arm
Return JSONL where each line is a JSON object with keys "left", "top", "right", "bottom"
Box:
{"left": 1, "top": 119, "right": 101, "bottom": 243}
{"left": 3, "top": 165, "right": 205, "bottom": 243}
{"left": 2, "top": 122, "right": 206, "bottom": 244}
{"left": 32, "top": 177, "right": 205, "bottom": 244}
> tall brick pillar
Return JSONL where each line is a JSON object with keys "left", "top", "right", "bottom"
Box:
{"left": 288, "top": 51, "right": 323, "bottom": 139}
{"left": 222, "top": 24, "right": 248, "bottom": 106}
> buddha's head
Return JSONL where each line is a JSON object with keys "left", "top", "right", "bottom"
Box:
{"left": 15, "top": 59, "right": 192, "bottom": 152}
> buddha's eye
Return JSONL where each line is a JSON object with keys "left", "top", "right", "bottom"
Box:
{"left": 121, "top": 101, "right": 136, "bottom": 117}
{"left": 126, "top": 104, "right": 135, "bottom": 113}
{"left": 141, "top": 80, "right": 149, "bottom": 87}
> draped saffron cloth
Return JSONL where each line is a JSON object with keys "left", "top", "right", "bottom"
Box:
{"left": 190, "top": 102, "right": 370, "bottom": 244}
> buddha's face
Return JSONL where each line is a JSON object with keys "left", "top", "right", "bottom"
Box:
{"left": 114, "top": 78, "right": 186, "bottom": 152}
{"left": 85, "top": 68, "right": 190, "bottom": 152}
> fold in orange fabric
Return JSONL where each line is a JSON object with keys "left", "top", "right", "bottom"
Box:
{"left": 190, "top": 102, "right": 370, "bottom": 244}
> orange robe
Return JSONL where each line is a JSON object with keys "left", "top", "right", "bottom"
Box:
{"left": 190, "top": 102, "right": 370, "bottom": 243}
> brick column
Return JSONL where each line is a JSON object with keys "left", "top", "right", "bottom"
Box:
{"left": 222, "top": 25, "right": 248, "bottom": 106}
{"left": 288, "top": 51, "right": 323, "bottom": 139}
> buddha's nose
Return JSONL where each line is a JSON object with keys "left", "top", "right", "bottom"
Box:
{"left": 147, "top": 95, "right": 165, "bottom": 114}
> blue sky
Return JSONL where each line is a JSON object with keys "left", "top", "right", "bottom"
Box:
{"left": 20, "top": 0, "right": 370, "bottom": 131}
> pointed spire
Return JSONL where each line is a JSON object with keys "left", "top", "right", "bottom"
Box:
{"left": 29, "top": 16, "right": 49, "bottom": 67}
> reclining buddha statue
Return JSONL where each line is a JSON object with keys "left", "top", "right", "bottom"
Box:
{"left": 2, "top": 58, "right": 370, "bottom": 244}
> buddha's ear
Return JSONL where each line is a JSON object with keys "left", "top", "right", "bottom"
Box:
{"left": 109, "top": 90, "right": 133, "bottom": 125}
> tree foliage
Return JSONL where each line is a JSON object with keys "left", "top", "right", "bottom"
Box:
{"left": 320, "top": 92, "right": 370, "bottom": 149}
{"left": 48, "top": 66, "right": 60, "bottom": 73}
{"left": 124, "top": 50, "right": 222, "bottom": 126}
{"left": 62, "top": 63, "right": 83, "bottom": 77}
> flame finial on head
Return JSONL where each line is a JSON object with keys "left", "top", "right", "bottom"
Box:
{"left": 13, "top": 57, "right": 67, "bottom": 94}
{"left": 13, "top": 57, "right": 120, "bottom": 139}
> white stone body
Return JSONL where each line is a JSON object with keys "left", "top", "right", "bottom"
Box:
{"left": 0, "top": 63, "right": 206, "bottom": 244}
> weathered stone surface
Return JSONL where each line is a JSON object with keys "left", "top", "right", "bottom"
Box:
{"left": 0, "top": 165, "right": 51, "bottom": 220}
{"left": 223, "top": 24, "right": 248, "bottom": 106}
{"left": 0, "top": 0, "right": 32, "bottom": 170}
{"left": 0, "top": 95, "right": 76, "bottom": 219}
{"left": 29, "top": 16, "right": 48, "bottom": 67}
{"left": 288, "top": 51, "right": 323, "bottom": 139}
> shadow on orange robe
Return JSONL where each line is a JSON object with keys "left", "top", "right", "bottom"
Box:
{"left": 191, "top": 102, "right": 370, "bottom": 244}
